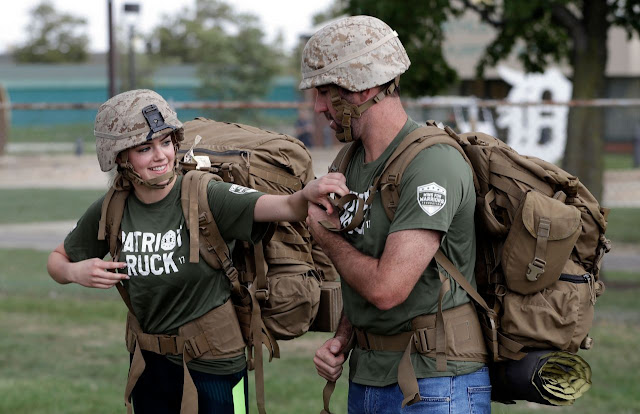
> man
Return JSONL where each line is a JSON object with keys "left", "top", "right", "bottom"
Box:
{"left": 300, "top": 16, "right": 491, "bottom": 413}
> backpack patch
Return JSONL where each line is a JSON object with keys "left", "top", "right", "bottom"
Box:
{"left": 417, "top": 182, "right": 446, "bottom": 216}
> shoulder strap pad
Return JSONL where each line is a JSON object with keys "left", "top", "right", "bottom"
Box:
{"left": 97, "top": 184, "right": 134, "bottom": 314}
{"left": 328, "top": 141, "right": 360, "bottom": 175}
{"left": 98, "top": 185, "right": 130, "bottom": 259}
{"left": 379, "top": 125, "right": 478, "bottom": 222}
{"left": 181, "top": 170, "right": 242, "bottom": 294}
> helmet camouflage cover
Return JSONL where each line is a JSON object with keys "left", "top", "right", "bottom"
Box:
{"left": 299, "top": 15, "right": 410, "bottom": 92}
{"left": 94, "top": 89, "right": 184, "bottom": 172}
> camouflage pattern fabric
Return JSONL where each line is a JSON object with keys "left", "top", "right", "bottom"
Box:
{"left": 299, "top": 15, "right": 411, "bottom": 92}
{"left": 94, "top": 89, "right": 184, "bottom": 172}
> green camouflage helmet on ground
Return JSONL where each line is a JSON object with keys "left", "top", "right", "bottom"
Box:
{"left": 94, "top": 89, "right": 184, "bottom": 172}
{"left": 299, "top": 16, "right": 411, "bottom": 142}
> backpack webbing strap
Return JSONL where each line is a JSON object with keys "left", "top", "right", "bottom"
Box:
{"left": 379, "top": 134, "right": 471, "bottom": 221}
{"left": 98, "top": 186, "right": 117, "bottom": 241}
{"left": 99, "top": 186, "right": 130, "bottom": 254}
{"left": 433, "top": 250, "right": 527, "bottom": 361}
{"left": 253, "top": 240, "right": 269, "bottom": 301}
{"left": 98, "top": 185, "right": 135, "bottom": 314}
{"left": 125, "top": 341, "right": 146, "bottom": 414}
{"left": 181, "top": 170, "right": 242, "bottom": 294}
{"left": 396, "top": 266, "right": 451, "bottom": 407}
{"left": 490, "top": 154, "right": 554, "bottom": 196}
{"left": 320, "top": 380, "right": 336, "bottom": 414}
{"left": 320, "top": 331, "right": 354, "bottom": 414}
{"left": 250, "top": 164, "right": 303, "bottom": 191}
{"left": 246, "top": 283, "right": 280, "bottom": 414}
{"left": 434, "top": 250, "right": 492, "bottom": 315}
{"left": 354, "top": 298, "right": 489, "bottom": 408}
{"left": 124, "top": 301, "right": 245, "bottom": 414}
{"left": 328, "top": 125, "right": 475, "bottom": 232}
{"left": 329, "top": 141, "right": 360, "bottom": 175}
{"left": 318, "top": 193, "right": 366, "bottom": 233}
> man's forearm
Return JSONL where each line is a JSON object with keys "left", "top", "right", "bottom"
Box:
{"left": 313, "top": 228, "right": 386, "bottom": 306}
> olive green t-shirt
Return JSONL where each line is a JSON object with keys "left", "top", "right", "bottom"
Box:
{"left": 340, "top": 118, "right": 483, "bottom": 386}
{"left": 64, "top": 175, "right": 268, "bottom": 375}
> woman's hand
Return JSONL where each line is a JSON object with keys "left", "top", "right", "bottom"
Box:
{"left": 47, "top": 243, "right": 128, "bottom": 289}
{"left": 254, "top": 172, "right": 350, "bottom": 222}
{"left": 302, "top": 172, "right": 349, "bottom": 214}
{"left": 69, "top": 258, "right": 129, "bottom": 289}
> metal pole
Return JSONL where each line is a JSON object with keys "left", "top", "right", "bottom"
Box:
{"left": 0, "top": 85, "right": 9, "bottom": 155}
{"left": 107, "top": 0, "right": 117, "bottom": 97}
{"left": 128, "top": 24, "right": 135, "bottom": 90}
{"left": 634, "top": 124, "right": 640, "bottom": 168}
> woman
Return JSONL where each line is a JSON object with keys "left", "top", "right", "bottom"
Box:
{"left": 47, "top": 89, "right": 347, "bottom": 414}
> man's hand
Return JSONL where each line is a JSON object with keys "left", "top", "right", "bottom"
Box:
{"left": 314, "top": 336, "right": 350, "bottom": 382}
{"left": 307, "top": 203, "right": 342, "bottom": 242}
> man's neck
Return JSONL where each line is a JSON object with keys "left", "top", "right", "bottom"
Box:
{"left": 359, "top": 105, "right": 408, "bottom": 163}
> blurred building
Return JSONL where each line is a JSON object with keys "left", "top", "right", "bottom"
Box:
{"left": 0, "top": 53, "right": 300, "bottom": 128}
{"left": 439, "top": 10, "right": 640, "bottom": 146}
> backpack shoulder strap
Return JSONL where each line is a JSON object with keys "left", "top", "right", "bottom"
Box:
{"left": 97, "top": 184, "right": 134, "bottom": 314}
{"left": 181, "top": 170, "right": 242, "bottom": 294}
{"left": 324, "top": 126, "right": 453, "bottom": 232}
{"left": 329, "top": 141, "right": 360, "bottom": 174}
{"left": 379, "top": 125, "right": 479, "bottom": 221}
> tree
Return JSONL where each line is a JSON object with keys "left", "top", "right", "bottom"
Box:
{"left": 345, "top": 0, "right": 461, "bottom": 97}
{"left": 12, "top": 1, "right": 89, "bottom": 63}
{"left": 344, "top": 0, "right": 640, "bottom": 201}
{"left": 147, "top": 0, "right": 283, "bottom": 104}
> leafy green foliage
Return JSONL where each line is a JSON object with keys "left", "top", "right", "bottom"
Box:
{"left": 471, "top": 1, "right": 571, "bottom": 77}
{"left": 12, "top": 1, "right": 89, "bottom": 64}
{"left": 341, "top": 0, "right": 640, "bottom": 200}
{"left": 346, "top": 0, "right": 460, "bottom": 97}
{"left": 146, "top": 0, "right": 284, "bottom": 103}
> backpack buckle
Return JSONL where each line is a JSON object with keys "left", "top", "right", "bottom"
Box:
{"left": 256, "top": 281, "right": 270, "bottom": 301}
{"left": 526, "top": 257, "right": 546, "bottom": 281}
{"left": 413, "top": 328, "right": 431, "bottom": 353}
{"left": 157, "top": 335, "right": 179, "bottom": 354}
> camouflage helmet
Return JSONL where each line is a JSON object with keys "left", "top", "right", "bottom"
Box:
{"left": 299, "top": 15, "right": 410, "bottom": 92}
{"left": 94, "top": 89, "right": 184, "bottom": 172}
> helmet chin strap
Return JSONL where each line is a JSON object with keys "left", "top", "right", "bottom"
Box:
{"left": 117, "top": 141, "right": 179, "bottom": 189}
{"left": 328, "top": 76, "right": 400, "bottom": 143}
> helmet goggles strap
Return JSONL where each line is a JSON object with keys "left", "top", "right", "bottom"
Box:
{"left": 329, "top": 76, "right": 400, "bottom": 143}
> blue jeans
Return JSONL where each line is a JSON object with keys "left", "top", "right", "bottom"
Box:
{"left": 131, "top": 350, "right": 248, "bottom": 414}
{"left": 348, "top": 366, "right": 491, "bottom": 414}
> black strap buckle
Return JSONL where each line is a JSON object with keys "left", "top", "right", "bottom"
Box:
{"left": 142, "top": 104, "right": 176, "bottom": 140}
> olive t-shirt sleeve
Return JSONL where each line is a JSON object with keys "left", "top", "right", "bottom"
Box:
{"left": 206, "top": 180, "right": 269, "bottom": 243}
{"left": 389, "top": 144, "right": 472, "bottom": 235}
{"left": 64, "top": 195, "right": 110, "bottom": 262}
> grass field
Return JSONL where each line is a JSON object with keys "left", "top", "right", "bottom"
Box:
{"left": 10, "top": 123, "right": 95, "bottom": 144}
{"left": 1, "top": 247, "right": 639, "bottom": 413}
{"left": 1, "top": 188, "right": 638, "bottom": 247}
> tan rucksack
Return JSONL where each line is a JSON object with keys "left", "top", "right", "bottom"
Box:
{"left": 99, "top": 118, "right": 342, "bottom": 414}
{"left": 328, "top": 122, "right": 610, "bottom": 396}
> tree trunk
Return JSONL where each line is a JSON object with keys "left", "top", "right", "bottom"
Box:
{"left": 562, "top": 0, "right": 608, "bottom": 202}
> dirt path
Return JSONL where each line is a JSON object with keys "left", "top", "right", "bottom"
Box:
{"left": 1, "top": 151, "right": 638, "bottom": 208}
{"left": 0, "top": 148, "right": 343, "bottom": 190}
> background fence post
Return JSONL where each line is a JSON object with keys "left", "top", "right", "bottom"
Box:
{"left": 634, "top": 123, "right": 640, "bottom": 168}
{"left": 0, "top": 84, "right": 9, "bottom": 156}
